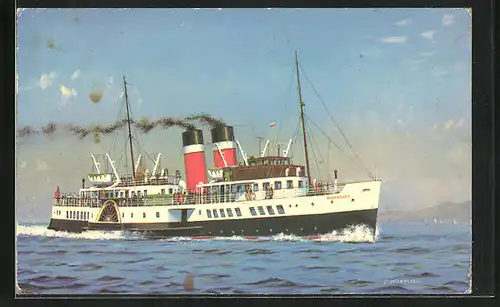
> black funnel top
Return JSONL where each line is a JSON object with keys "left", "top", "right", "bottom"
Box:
{"left": 182, "top": 129, "right": 204, "bottom": 147}
{"left": 211, "top": 125, "right": 235, "bottom": 143}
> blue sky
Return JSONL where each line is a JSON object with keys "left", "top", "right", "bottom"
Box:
{"left": 16, "top": 8, "right": 471, "bottom": 222}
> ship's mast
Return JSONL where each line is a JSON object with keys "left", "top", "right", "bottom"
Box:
{"left": 123, "top": 75, "right": 136, "bottom": 180}
{"left": 295, "top": 50, "right": 312, "bottom": 187}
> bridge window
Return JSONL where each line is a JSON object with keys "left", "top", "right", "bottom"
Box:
{"left": 249, "top": 207, "right": 257, "bottom": 216}
{"left": 227, "top": 208, "right": 234, "bottom": 217}
{"left": 207, "top": 209, "right": 212, "bottom": 218}
{"left": 287, "top": 180, "right": 293, "bottom": 189}
{"left": 143, "top": 212, "right": 146, "bottom": 218}
{"left": 219, "top": 209, "right": 226, "bottom": 218}
{"left": 235, "top": 207, "right": 242, "bottom": 217}
{"left": 267, "top": 206, "right": 275, "bottom": 215}
{"left": 298, "top": 180, "right": 304, "bottom": 188}
{"left": 253, "top": 184, "right": 259, "bottom": 192}
{"left": 156, "top": 212, "right": 160, "bottom": 218}
{"left": 213, "top": 209, "right": 219, "bottom": 218}
{"left": 274, "top": 181, "right": 282, "bottom": 190}
{"left": 257, "top": 206, "right": 265, "bottom": 215}
{"left": 276, "top": 205, "right": 285, "bottom": 214}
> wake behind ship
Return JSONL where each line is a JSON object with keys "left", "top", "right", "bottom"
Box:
{"left": 47, "top": 52, "right": 381, "bottom": 238}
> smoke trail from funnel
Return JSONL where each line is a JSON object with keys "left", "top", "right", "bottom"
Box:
{"left": 184, "top": 113, "right": 226, "bottom": 128}
{"left": 16, "top": 116, "right": 198, "bottom": 139}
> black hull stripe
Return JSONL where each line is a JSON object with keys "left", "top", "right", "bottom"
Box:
{"left": 48, "top": 209, "right": 378, "bottom": 237}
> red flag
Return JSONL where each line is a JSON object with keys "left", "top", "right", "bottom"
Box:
{"left": 55, "top": 186, "right": 60, "bottom": 198}
{"left": 270, "top": 122, "right": 276, "bottom": 128}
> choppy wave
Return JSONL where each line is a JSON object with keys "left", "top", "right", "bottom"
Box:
{"left": 16, "top": 223, "right": 380, "bottom": 243}
{"left": 16, "top": 224, "right": 141, "bottom": 241}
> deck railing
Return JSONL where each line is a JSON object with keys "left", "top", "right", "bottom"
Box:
{"left": 53, "top": 184, "right": 346, "bottom": 208}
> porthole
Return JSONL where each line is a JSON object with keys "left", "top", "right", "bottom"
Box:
{"left": 351, "top": 199, "right": 355, "bottom": 202}
{"left": 269, "top": 229, "right": 273, "bottom": 233}
{"left": 220, "top": 230, "right": 223, "bottom": 234}
{"left": 331, "top": 200, "right": 334, "bottom": 204}
{"left": 301, "top": 228, "right": 304, "bottom": 231}
{"left": 311, "top": 202, "right": 314, "bottom": 206}
{"left": 289, "top": 204, "right": 292, "bottom": 208}
{"left": 295, "top": 204, "right": 298, "bottom": 207}
{"left": 232, "top": 230, "right": 235, "bottom": 234}
{"left": 256, "top": 229, "right": 259, "bottom": 233}
{"left": 314, "top": 227, "right": 317, "bottom": 230}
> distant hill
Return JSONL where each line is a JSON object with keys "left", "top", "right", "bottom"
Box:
{"left": 379, "top": 200, "right": 471, "bottom": 222}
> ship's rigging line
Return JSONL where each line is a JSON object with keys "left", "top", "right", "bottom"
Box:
{"left": 306, "top": 119, "right": 324, "bottom": 181}
{"left": 304, "top": 113, "right": 374, "bottom": 178}
{"left": 298, "top": 63, "right": 375, "bottom": 180}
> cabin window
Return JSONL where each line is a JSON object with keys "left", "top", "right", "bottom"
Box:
{"left": 69, "top": 211, "right": 72, "bottom": 219}
{"left": 144, "top": 190, "right": 148, "bottom": 196}
{"left": 169, "top": 189, "right": 173, "bottom": 194}
{"left": 213, "top": 209, "right": 219, "bottom": 218}
{"left": 263, "top": 182, "right": 270, "bottom": 190}
{"left": 207, "top": 209, "right": 212, "bottom": 218}
{"left": 267, "top": 206, "right": 275, "bottom": 215}
{"left": 298, "top": 180, "right": 304, "bottom": 188}
{"left": 219, "top": 209, "right": 226, "bottom": 218}
{"left": 122, "top": 213, "right": 124, "bottom": 218}
{"left": 249, "top": 207, "right": 257, "bottom": 216}
{"left": 363, "top": 188, "right": 370, "bottom": 192}
{"left": 274, "top": 181, "right": 282, "bottom": 190}
{"left": 227, "top": 208, "right": 234, "bottom": 217}
{"left": 253, "top": 184, "right": 259, "bottom": 192}
{"left": 66, "top": 211, "right": 69, "bottom": 219}
{"left": 131, "top": 213, "right": 134, "bottom": 218}
{"left": 257, "top": 206, "right": 265, "bottom": 215}
{"left": 277, "top": 205, "right": 285, "bottom": 214}
{"left": 235, "top": 208, "right": 242, "bottom": 217}
{"left": 76, "top": 211, "right": 79, "bottom": 220}
{"left": 91, "top": 213, "right": 93, "bottom": 219}
{"left": 161, "top": 189, "right": 165, "bottom": 194}
{"left": 143, "top": 212, "right": 146, "bottom": 218}
{"left": 120, "top": 191, "right": 124, "bottom": 198}
{"left": 156, "top": 212, "right": 160, "bottom": 218}
{"left": 287, "top": 180, "right": 294, "bottom": 189}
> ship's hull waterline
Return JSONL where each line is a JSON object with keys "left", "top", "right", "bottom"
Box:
{"left": 48, "top": 208, "right": 378, "bottom": 237}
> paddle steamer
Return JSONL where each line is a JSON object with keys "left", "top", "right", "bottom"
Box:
{"left": 48, "top": 52, "right": 381, "bottom": 238}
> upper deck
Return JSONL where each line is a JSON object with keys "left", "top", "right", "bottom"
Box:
{"left": 220, "top": 156, "right": 306, "bottom": 181}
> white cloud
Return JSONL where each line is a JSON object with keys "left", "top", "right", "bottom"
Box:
{"left": 38, "top": 72, "right": 58, "bottom": 90}
{"left": 394, "top": 19, "right": 411, "bottom": 26}
{"left": 421, "top": 30, "right": 436, "bottom": 41}
{"left": 420, "top": 51, "right": 435, "bottom": 57}
{"left": 380, "top": 36, "right": 407, "bottom": 43}
{"left": 443, "top": 119, "right": 454, "bottom": 131}
{"left": 431, "top": 66, "right": 449, "bottom": 78}
{"left": 60, "top": 85, "right": 77, "bottom": 102}
{"left": 70, "top": 69, "right": 81, "bottom": 80}
{"left": 35, "top": 159, "right": 49, "bottom": 172}
{"left": 442, "top": 14, "right": 455, "bottom": 26}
